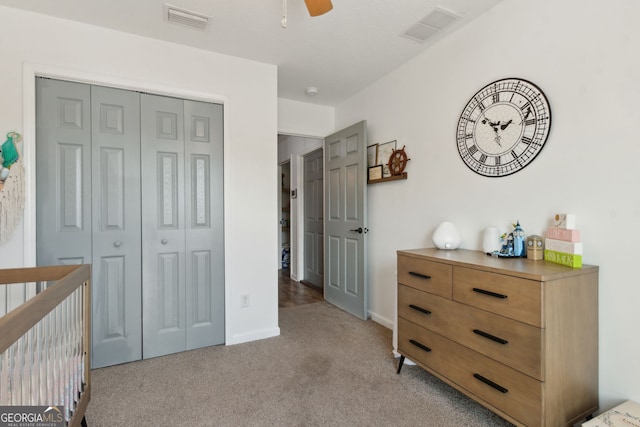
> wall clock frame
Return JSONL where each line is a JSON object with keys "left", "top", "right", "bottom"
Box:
{"left": 456, "top": 78, "right": 551, "bottom": 177}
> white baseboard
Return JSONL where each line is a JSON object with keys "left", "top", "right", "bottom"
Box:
{"left": 226, "top": 326, "right": 281, "bottom": 345}
{"left": 369, "top": 310, "right": 393, "bottom": 329}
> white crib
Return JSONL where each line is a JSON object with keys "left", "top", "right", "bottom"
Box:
{"left": 0, "top": 264, "right": 91, "bottom": 427}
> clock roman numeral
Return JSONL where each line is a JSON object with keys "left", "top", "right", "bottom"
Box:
{"left": 522, "top": 136, "right": 533, "bottom": 145}
{"left": 511, "top": 150, "right": 518, "bottom": 160}
{"left": 495, "top": 156, "right": 501, "bottom": 166}
{"left": 475, "top": 97, "right": 485, "bottom": 111}
{"left": 479, "top": 154, "right": 487, "bottom": 164}
{"left": 524, "top": 118, "right": 536, "bottom": 126}
{"left": 465, "top": 133, "right": 473, "bottom": 139}
{"left": 520, "top": 102, "right": 531, "bottom": 112}
{"left": 492, "top": 93, "right": 499, "bottom": 104}
{"left": 468, "top": 145, "right": 478, "bottom": 155}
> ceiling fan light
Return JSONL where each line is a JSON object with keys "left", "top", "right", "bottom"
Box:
{"left": 304, "top": 0, "right": 333, "bottom": 17}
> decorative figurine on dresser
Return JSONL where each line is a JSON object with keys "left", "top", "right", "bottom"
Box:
{"left": 493, "top": 221, "right": 526, "bottom": 257}
{"left": 395, "top": 248, "right": 599, "bottom": 427}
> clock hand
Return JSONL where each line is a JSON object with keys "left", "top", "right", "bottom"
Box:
{"left": 480, "top": 112, "right": 497, "bottom": 126}
{"left": 520, "top": 107, "right": 532, "bottom": 124}
{"left": 500, "top": 119, "right": 513, "bottom": 130}
{"left": 481, "top": 115, "right": 501, "bottom": 133}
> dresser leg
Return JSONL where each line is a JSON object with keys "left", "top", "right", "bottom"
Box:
{"left": 397, "top": 355, "right": 405, "bottom": 374}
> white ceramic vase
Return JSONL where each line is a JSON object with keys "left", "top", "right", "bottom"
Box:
{"left": 482, "top": 226, "right": 502, "bottom": 253}
{"left": 432, "top": 222, "right": 461, "bottom": 250}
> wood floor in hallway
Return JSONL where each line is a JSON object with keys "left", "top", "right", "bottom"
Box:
{"left": 278, "top": 269, "right": 324, "bottom": 307}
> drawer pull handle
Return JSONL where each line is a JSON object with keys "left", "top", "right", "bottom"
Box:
{"left": 409, "top": 339, "right": 432, "bottom": 353}
{"left": 472, "top": 287, "right": 508, "bottom": 299}
{"left": 409, "top": 304, "right": 431, "bottom": 315}
{"left": 409, "top": 271, "right": 431, "bottom": 280}
{"left": 473, "top": 373, "right": 508, "bottom": 394}
{"left": 473, "top": 329, "right": 508, "bottom": 345}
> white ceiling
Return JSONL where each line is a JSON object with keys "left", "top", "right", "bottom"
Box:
{"left": 0, "top": 0, "right": 502, "bottom": 106}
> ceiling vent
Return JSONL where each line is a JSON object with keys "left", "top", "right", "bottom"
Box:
{"left": 164, "top": 4, "right": 209, "bottom": 30}
{"left": 401, "top": 6, "right": 461, "bottom": 43}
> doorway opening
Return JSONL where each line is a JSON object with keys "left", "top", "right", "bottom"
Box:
{"left": 277, "top": 121, "right": 368, "bottom": 318}
{"left": 277, "top": 134, "right": 323, "bottom": 307}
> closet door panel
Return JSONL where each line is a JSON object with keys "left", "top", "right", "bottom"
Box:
{"left": 37, "top": 79, "right": 225, "bottom": 366}
{"left": 184, "top": 100, "right": 224, "bottom": 349}
{"left": 141, "top": 94, "right": 187, "bottom": 359}
{"left": 36, "top": 78, "right": 92, "bottom": 266}
{"left": 90, "top": 85, "right": 142, "bottom": 368}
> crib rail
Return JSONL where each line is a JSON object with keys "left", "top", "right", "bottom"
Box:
{"left": 0, "top": 264, "right": 91, "bottom": 427}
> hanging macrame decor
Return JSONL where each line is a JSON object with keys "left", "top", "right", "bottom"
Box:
{"left": 0, "top": 132, "right": 24, "bottom": 242}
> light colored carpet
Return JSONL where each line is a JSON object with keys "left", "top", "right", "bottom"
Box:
{"left": 85, "top": 302, "right": 514, "bottom": 426}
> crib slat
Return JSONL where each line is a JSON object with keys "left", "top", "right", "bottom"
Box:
{"left": 0, "top": 265, "right": 90, "bottom": 354}
{"left": 0, "top": 263, "right": 91, "bottom": 427}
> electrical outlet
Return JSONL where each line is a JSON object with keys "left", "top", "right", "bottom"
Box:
{"left": 240, "top": 293, "right": 250, "bottom": 308}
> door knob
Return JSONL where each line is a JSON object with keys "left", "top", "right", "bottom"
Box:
{"left": 350, "top": 227, "right": 363, "bottom": 234}
{"left": 113, "top": 241, "right": 121, "bottom": 248}
{"left": 161, "top": 239, "right": 168, "bottom": 245}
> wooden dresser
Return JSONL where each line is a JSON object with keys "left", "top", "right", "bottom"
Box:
{"left": 396, "top": 248, "right": 599, "bottom": 427}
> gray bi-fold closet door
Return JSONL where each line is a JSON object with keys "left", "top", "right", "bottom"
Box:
{"left": 36, "top": 77, "right": 224, "bottom": 368}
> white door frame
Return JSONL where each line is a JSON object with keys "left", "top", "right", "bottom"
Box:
{"left": 22, "top": 62, "right": 230, "bottom": 338}
{"left": 277, "top": 160, "right": 290, "bottom": 270}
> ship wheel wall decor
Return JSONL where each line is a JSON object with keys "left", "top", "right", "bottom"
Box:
{"left": 388, "top": 145, "right": 409, "bottom": 175}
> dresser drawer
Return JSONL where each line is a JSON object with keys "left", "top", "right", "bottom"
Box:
{"left": 398, "top": 318, "right": 541, "bottom": 427}
{"left": 399, "top": 284, "right": 543, "bottom": 380}
{"left": 453, "top": 267, "right": 542, "bottom": 327}
{"left": 445, "top": 300, "right": 543, "bottom": 380}
{"left": 398, "top": 255, "right": 452, "bottom": 298}
{"left": 398, "top": 284, "right": 455, "bottom": 334}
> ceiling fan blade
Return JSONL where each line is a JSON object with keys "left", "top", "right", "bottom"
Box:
{"left": 304, "top": 0, "right": 333, "bottom": 17}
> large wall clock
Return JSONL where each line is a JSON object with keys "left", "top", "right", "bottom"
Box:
{"left": 456, "top": 78, "right": 551, "bottom": 177}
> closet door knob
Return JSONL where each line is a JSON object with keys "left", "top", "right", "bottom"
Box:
{"left": 161, "top": 239, "right": 168, "bottom": 245}
{"left": 113, "top": 241, "right": 121, "bottom": 248}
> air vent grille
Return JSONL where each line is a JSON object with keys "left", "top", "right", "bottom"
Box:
{"left": 164, "top": 4, "right": 209, "bottom": 30}
{"left": 401, "top": 6, "right": 461, "bottom": 43}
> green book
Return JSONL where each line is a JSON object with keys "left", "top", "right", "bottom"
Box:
{"left": 544, "top": 249, "right": 582, "bottom": 268}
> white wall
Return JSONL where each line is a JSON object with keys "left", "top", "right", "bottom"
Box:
{"left": 336, "top": 0, "right": 640, "bottom": 410}
{"left": 278, "top": 98, "right": 335, "bottom": 137}
{"left": 0, "top": 6, "right": 279, "bottom": 344}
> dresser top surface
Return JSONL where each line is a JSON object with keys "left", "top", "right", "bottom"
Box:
{"left": 398, "top": 248, "right": 598, "bottom": 281}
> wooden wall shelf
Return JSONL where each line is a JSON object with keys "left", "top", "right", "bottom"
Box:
{"left": 368, "top": 172, "right": 407, "bottom": 184}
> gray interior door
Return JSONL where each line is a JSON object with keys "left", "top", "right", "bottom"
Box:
{"left": 90, "top": 85, "right": 143, "bottom": 368}
{"left": 141, "top": 94, "right": 187, "bottom": 358}
{"left": 141, "top": 94, "right": 225, "bottom": 358}
{"left": 303, "top": 149, "right": 324, "bottom": 289}
{"left": 36, "top": 78, "right": 92, "bottom": 268}
{"left": 324, "top": 121, "right": 368, "bottom": 320}
{"left": 37, "top": 78, "right": 225, "bottom": 367}
{"left": 183, "top": 100, "right": 225, "bottom": 350}
{"left": 36, "top": 78, "right": 143, "bottom": 368}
